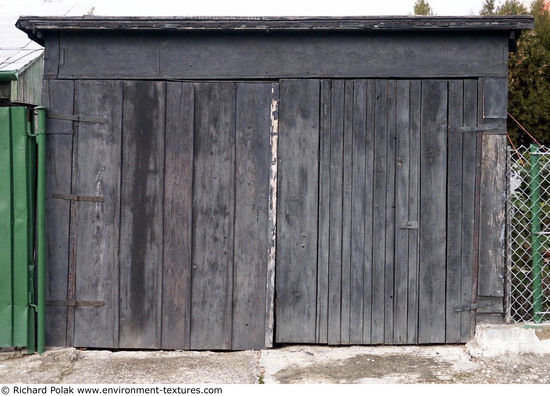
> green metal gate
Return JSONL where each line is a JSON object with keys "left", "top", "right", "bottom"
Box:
{"left": 0, "top": 105, "right": 46, "bottom": 353}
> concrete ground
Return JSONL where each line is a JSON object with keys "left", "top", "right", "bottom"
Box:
{"left": 1, "top": 325, "right": 550, "bottom": 384}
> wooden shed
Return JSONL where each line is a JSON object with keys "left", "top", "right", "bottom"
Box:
{"left": 17, "top": 15, "right": 533, "bottom": 350}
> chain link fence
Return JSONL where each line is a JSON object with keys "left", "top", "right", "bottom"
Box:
{"left": 506, "top": 145, "right": 550, "bottom": 324}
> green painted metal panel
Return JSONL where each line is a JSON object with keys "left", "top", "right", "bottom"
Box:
{"left": 11, "top": 107, "right": 30, "bottom": 346}
{"left": 0, "top": 107, "right": 13, "bottom": 347}
{"left": 0, "top": 106, "right": 38, "bottom": 350}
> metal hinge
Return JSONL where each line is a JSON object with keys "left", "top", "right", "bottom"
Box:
{"left": 51, "top": 193, "right": 104, "bottom": 203}
{"left": 453, "top": 300, "right": 493, "bottom": 313}
{"left": 48, "top": 113, "right": 107, "bottom": 124}
{"left": 400, "top": 221, "right": 418, "bottom": 230}
{"left": 458, "top": 123, "right": 501, "bottom": 133}
{"left": 46, "top": 300, "right": 105, "bottom": 307}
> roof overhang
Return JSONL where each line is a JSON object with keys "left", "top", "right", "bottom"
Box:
{"left": 16, "top": 15, "right": 535, "bottom": 46}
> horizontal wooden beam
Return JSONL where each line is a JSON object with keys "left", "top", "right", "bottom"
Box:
{"left": 42, "top": 31, "right": 512, "bottom": 80}
{"left": 17, "top": 16, "right": 534, "bottom": 40}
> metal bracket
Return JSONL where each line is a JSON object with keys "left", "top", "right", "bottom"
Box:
{"left": 46, "top": 300, "right": 105, "bottom": 307}
{"left": 454, "top": 300, "right": 493, "bottom": 313}
{"left": 400, "top": 221, "right": 418, "bottom": 230}
{"left": 51, "top": 193, "right": 104, "bottom": 203}
{"left": 48, "top": 113, "right": 106, "bottom": 124}
{"left": 458, "top": 123, "right": 501, "bottom": 133}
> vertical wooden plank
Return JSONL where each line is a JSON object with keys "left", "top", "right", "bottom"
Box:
{"left": 407, "top": 80, "right": 421, "bottom": 344}
{"left": 418, "top": 79, "right": 448, "bottom": 344}
{"left": 43, "top": 33, "right": 60, "bottom": 78}
{"left": 276, "top": 79, "right": 319, "bottom": 344}
{"left": 44, "top": 79, "right": 74, "bottom": 346}
{"left": 478, "top": 134, "right": 507, "bottom": 297}
{"left": 162, "top": 82, "right": 194, "bottom": 350}
{"left": 446, "top": 80, "right": 464, "bottom": 343}
{"left": 66, "top": 82, "right": 80, "bottom": 347}
{"left": 461, "top": 79, "right": 478, "bottom": 342}
{"left": 316, "top": 80, "right": 331, "bottom": 344}
{"left": 478, "top": 77, "right": 507, "bottom": 299}
{"left": 232, "top": 83, "right": 271, "bottom": 350}
{"left": 191, "top": 82, "right": 236, "bottom": 350}
{"left": 73, "top": 80, "right": 122, "bottom": 348}
{"left": 393, "top": 80, "right": 410, "bottom": 344}
{"left": 350, "top": 79, "right": 367, "bottom": 345}
{"left": 362, "top": 80, "right": 376, "bottom": 344}
{"left": 384, "top": 80, "right": 397, "bottom": 344}
{"left": 119, "top": 80, "right": 165, "bottom": 349}
{"left": 482, "top": 78, "right": 508, "bottom": 119}
{"left": 371, "top": 79, "right": 388, "bottom": 344}
{"left": 327, "top": 79, "right": 344, "bottom": 345}
{"left": 265, "top": 83, "right": 279, "bottom": 348}
{"left": 340, "top": 80, "right": 354, "bottom": 345}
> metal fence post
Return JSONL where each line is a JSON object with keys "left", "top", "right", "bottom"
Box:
{"left": 530, "top": 144, "right": 543, "bottom": 323}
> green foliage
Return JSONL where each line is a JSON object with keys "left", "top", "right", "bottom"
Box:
{"left": 508, "top": 30, "right": 550, "bottom": 146}
{"left": 413, "top": 0, "right": 434, "bottom": 15}
{"left": 532, "top": 0, "right": 550, "bottom": 49}
{"left": 480, "top": 0, "right": 496, "bottom": 15}
{"left": 498, "top": 0, "right": 529, "bottom": 15}
{"left": 479, "top": 0, "right": 528, "bottom": 15}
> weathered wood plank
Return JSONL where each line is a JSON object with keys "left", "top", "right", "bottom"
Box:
{"left": 44, "top": 79, "right": 74, "bottom": 346}
{"left": 328, "top": 79, "right": 344, "bottom": 345}
{"left": 482, "top": 78, "right": 507, "bottom": 119}
{"left": 393, "top": 80, "right": 411, "bottom": 344}
{"left": 72, "top": 80, "right": 122, "bottom": 348}
{"left": 340, "top": 80, "right": 354, "bottom": 344}
{"left": 371, "top": 79, "right": 388, "bottom": 344}
{"left": 55, "top": 31, "right": 509, "bottom": 80}
{"left": 362, "top": 80, "right": 376, "bottom": 344}
{"left": 276, "top": 79, "right": 320, "bottom": 344}
{"left": 349, "top": 79, "right": 367, "bottom": 345}
{"left": 477, "top": 132, "right": 507, "bottom": 298}
{"left": 232, "top": 83, "right": 271, "bottom": 350}
{"left": 59, "top": 33, "right": 160, "bottom": 79}
{"left": 316, "top": 80, "right": 331, "bottom": 344}
{"left": 461, "top": 79, "right": 478, "bottom": 342}
{"left": 384, "top": 80, "right": 397, "bottom": 344}
{"left": 19, "top": 16, "right": 535, "bottom": 35}
{"left": 119, "top": 80, "right": 165, "bottom": 349}
{"left": 42, "top": 33, "right": 60, "bottom": 78}
{"left": 407, "top": 80, "right": 421, "bottom": 344}
{"left": 445, "top": 80, "right": 464, "bottom": 343}
{"left": 265, "top": 82, "right": 279, "bottom": 348}
{"left": 161, "top": 82, "right": 194, "bottom": 350}
{"left": 418, "top": 80, "right": 448, "bottom": 344}
{"left": 190, "top": 83, "right": 236, "bottom": 350}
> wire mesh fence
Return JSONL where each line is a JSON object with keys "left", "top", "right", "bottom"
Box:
{"left": 506, "top": 144, "right": 550, "bottom": 323}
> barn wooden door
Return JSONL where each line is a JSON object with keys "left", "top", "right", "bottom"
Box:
{"left": 46, "top": 80, "right": 276, "bottom": 350}
{"left": 276, "top": 79, "right": 479, "bottom": 344}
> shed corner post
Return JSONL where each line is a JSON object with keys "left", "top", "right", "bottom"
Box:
{"left": 35, "top": 106, "right": 47, "bottom": 353}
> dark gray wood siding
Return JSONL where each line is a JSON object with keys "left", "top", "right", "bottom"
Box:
{"left": 37, "top": 19, "right": 514, "bottom": 348}
{"left": 45, "top": 80, "right": 273, "bottom": 350}
{"left": 276, "top": 79, "right": 483, "bottom": 344}
{"left": 44, "top": 31, "right": 509, "bottom": 80}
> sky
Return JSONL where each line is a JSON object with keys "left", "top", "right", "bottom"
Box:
{"left": 3, "top": 0, "right": 531, "bottom": 19}
{"left": 0, "top": 0, "right": 535, "bottom": 71}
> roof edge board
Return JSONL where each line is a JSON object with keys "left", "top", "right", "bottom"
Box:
{"left": 16, "top": 15, "right": 535, "bottom": 46}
